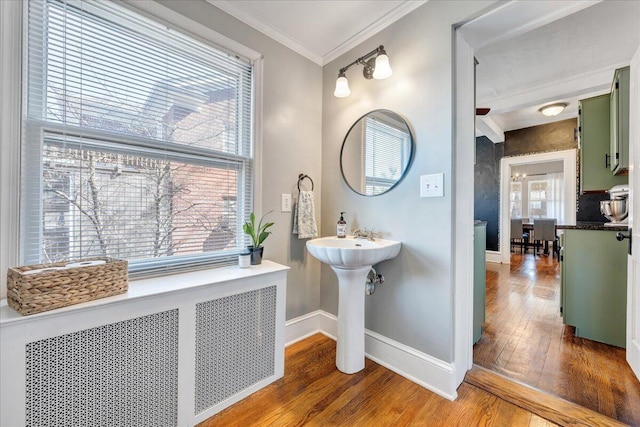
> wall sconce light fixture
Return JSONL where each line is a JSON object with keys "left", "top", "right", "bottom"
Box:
{"left": 539, "top": 102, "right": 567, "bottom": 117}
{"left": 333, "top": 45, "right": 392, "bottom": 98}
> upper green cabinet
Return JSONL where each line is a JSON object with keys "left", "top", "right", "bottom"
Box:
{"left": 579, "top": 94, "right": 626, "bottom": 192}
{"left": 610, "top": 67, "right": 630, "bottom": 175}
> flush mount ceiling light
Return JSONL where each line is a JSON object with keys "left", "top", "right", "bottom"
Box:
{"left": 539, "top": 103, "right": 568, "bottom": 117}
{"left": 333, "top": 45, "right": 392, "bottom": 98}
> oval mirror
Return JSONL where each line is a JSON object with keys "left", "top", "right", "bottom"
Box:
{"left": 340, "top": 109, "right": 414, "bottom": 196}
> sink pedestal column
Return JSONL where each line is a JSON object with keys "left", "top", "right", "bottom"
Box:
{"left": 332, "top": 265, "right": 371, "bottom": 374}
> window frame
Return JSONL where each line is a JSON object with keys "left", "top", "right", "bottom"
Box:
{"left": 17, "top": 0, "right": 264, "bottom": 277}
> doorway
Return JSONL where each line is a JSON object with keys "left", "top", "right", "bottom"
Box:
{"left": 499, "top": 150, "right": 576, "bottom": 264}
{"left": 453, "top": 2, "right": 640, "bottom": 424}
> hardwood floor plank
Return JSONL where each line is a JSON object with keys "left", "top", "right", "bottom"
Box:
{"left": 200, "top": 334, "right": 562, "bottom": 427}
{"left": 466, "top": 358, "right": 626, "bottom": 426}
{"left": 474, "top": 253, "right": 640, "bottom": 426}
{"left": 529, "top": 414, "right": 560, "bottom": 427}
{"left": 443, "top": 383, "right": 507, "bottom": 426}
{"left": 291, "top": 361, "right": 389, "bottom": 426}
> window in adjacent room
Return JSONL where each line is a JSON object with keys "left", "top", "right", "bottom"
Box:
{"left": 527, "top": 174, "right": 564, "bottom": 220}
{"left": 509, "top": 181, "right": 523, "bottom": 218}
{"left": 22, "top": 0, "right": 255, "bottom": 276}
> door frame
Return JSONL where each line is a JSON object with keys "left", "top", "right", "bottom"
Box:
{"left": 453, "top": 1, "right": 638, "bottom": 386}
{"left": 627, "top": 45, "right": 640, "bottom": 379}
{"left": 499, "top": 150, "right": 577, "bottom": 264}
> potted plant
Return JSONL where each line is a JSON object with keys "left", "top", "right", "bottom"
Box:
{"left": 243, "top": 211, "right": 274, "bottom": 265}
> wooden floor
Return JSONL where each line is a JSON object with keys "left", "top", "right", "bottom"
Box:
{"left": 473, "top": 253, "right": 640, "bottom": 425}
{"left": 199, "top": 333, "right": 559, "bottom": 426}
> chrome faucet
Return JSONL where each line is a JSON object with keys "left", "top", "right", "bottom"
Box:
{"left": 352, "top": 228, "right": 381, "bottom": 241}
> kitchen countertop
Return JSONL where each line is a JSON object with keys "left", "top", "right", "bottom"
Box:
{"left": 556, "top": 221, "right": 628, "bottom": 231}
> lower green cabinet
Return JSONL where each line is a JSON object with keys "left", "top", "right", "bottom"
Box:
{"left": 473, "top": 221, "right": 486, "bottom": 344}
{"left": 560, "top": 229, "right": 627, "bottom": 347}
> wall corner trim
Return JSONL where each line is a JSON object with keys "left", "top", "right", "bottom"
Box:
{"left": 285, "top": 310, "right": 458, "bottom": 401}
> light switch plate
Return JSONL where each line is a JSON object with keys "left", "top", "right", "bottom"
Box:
{"left": 281, "top": 194, "right": 292, "bottom": 212}
{"left": 420, "top": 173, "right": 444, "bottom": 198}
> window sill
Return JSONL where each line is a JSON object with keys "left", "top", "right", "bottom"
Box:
{"left": 0, "top": 260, "right": 290, "bottom": 326}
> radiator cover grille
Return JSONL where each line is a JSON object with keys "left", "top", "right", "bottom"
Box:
{"left": 25, "top": 310, "right": 179, "bottom": 427}
{"left": 194, "top": 286, "right": 277, "bottom": 414}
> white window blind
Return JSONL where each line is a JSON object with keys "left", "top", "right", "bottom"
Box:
{"left": 23, "top": 0, "right": 254, "bottom": 276}
{"left": 364, "top": 116, "right": 411, "bottom": 196}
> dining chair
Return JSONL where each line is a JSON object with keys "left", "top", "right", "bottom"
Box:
{"left": 533, "top": 218, "right": 558, "bottom": 257}
{"left": 510, "top": 218, "right": 529, "bottom": 253}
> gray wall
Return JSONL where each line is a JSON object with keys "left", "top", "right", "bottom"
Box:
{"left": 321, "top": 1, "right": 494, "bottom": 361}
{"left": 157, "top": 0, "right": 323, "bottom": 320}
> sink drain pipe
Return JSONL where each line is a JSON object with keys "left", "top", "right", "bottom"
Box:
{"left": 365, "top": 267, "right": 385, "bottom": 295}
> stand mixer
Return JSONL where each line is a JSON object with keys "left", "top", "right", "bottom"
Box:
{"left": 600, "top": 184, "right": 629, "bottom": 226}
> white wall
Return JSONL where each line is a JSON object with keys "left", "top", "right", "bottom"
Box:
{"left": 321, "top": 0, "right": 494, "bottom": 361}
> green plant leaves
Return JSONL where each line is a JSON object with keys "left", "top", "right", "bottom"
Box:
{"left": 243, "top": 211, "right": 274, "bottom": 248}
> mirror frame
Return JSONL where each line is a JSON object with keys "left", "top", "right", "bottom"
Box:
{"left": 340, "top": 109, "right": 415, "bottom": 197}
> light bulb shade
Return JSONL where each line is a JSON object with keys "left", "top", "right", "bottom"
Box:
{"left": 334, "top": 75, "right": 351, "bottom": 98}
{"left": 373, "top": 53, "right": 392, "bottom": 79}
{"left": 539, "top": 103, "right": 567, "bottom": 117}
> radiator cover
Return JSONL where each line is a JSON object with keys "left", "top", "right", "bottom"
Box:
{"left": 195, "top": 286, "right": 277, "bottom": 414}
{"left": 1, "top": 264, "right": 287, "bottom": 426}
{"left": 25, "top": 310, "right": 179, "bottom": 427}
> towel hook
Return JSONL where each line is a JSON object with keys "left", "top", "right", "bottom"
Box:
{"left": 297, "top": 174, "right": 314, "bottom": 191}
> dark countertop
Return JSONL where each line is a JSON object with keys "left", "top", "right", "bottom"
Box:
{"left": 557, "top": 221, "right": 628, "bottom": 231}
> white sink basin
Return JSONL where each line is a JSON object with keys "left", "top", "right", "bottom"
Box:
{"left": 306, "top": 235, "right": 401, "bottom": 374}
{"left": 306, "top": 236, "right": 401, "bottom": 269}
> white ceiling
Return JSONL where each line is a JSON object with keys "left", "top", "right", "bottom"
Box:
{"left": 208, "top": 0, "right": 426, "bottom": 65}
{"left": 474, "top": 0, "right": 640, "bottom": 137}
{"left": 207, "top": 0, "right": 639, "bottom": 137}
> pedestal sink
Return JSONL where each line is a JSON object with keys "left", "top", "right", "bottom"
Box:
{"left": 306, "top": 236, "right": 401, "bottom": 374}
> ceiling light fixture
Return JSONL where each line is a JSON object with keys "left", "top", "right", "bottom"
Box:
{"left": 539, "top": 103, "right": 567, "bottom": 117}
{"left": 511, "top": 172, "right": 526, "bottom": 182}
{"left": 333, "top": 45, "right": 392, "bottom": 98}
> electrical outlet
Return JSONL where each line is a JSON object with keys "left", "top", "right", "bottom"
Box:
{"left": 281, "top": 194, "right": 292, "bottom": 212}
{"left": 420, "top": 173, "right": 444, "bottom": 198}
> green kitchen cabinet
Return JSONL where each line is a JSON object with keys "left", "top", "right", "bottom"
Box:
{"left": 561, "top": 229, "right": 627, "bottom": 347}
{"left": 610, "top": 67, "right": 630, "bottom": 175}
{"left": 473, "top": 221, "right": 486, "bottom": 344}
{"left": 579, "top": 94, "right": 626, "bottom": 192}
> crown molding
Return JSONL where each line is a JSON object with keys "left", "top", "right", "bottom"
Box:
{"left": 322, "top": 1, "right": 427, "bottom": 65}
{"left": 207, "top": 0, "right": 323, "bottom": 65}
{"left": 207, "top": 0, "right": 427, "bottom": 66}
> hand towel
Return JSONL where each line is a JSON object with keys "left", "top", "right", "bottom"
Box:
{"left": 293, "top": 190, "right": 318, "bottom": 239}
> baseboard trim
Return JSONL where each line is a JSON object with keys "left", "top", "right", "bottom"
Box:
{"left": 284, "top": 310, "right": 324, "bottom": 346}
{"left": 285, "top": 310, "right": 457, "bottom": 400}
{"left": 486, "top": 250, "right": 502, "bottom": 264}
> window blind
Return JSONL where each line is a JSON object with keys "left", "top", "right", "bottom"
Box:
{"left": 23, "top": 0, "right": 254, "bottom": 275}
{"left": 364, "top": 117, "right": 411, "bottom": 196}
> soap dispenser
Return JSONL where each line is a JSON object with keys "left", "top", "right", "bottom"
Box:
{"left": 337, "top": 212, "right": 347, "bottom": 238}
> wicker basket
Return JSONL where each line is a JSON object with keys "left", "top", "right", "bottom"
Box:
{"left": 7, "top": 257, "right": 128, "bottom": 316}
